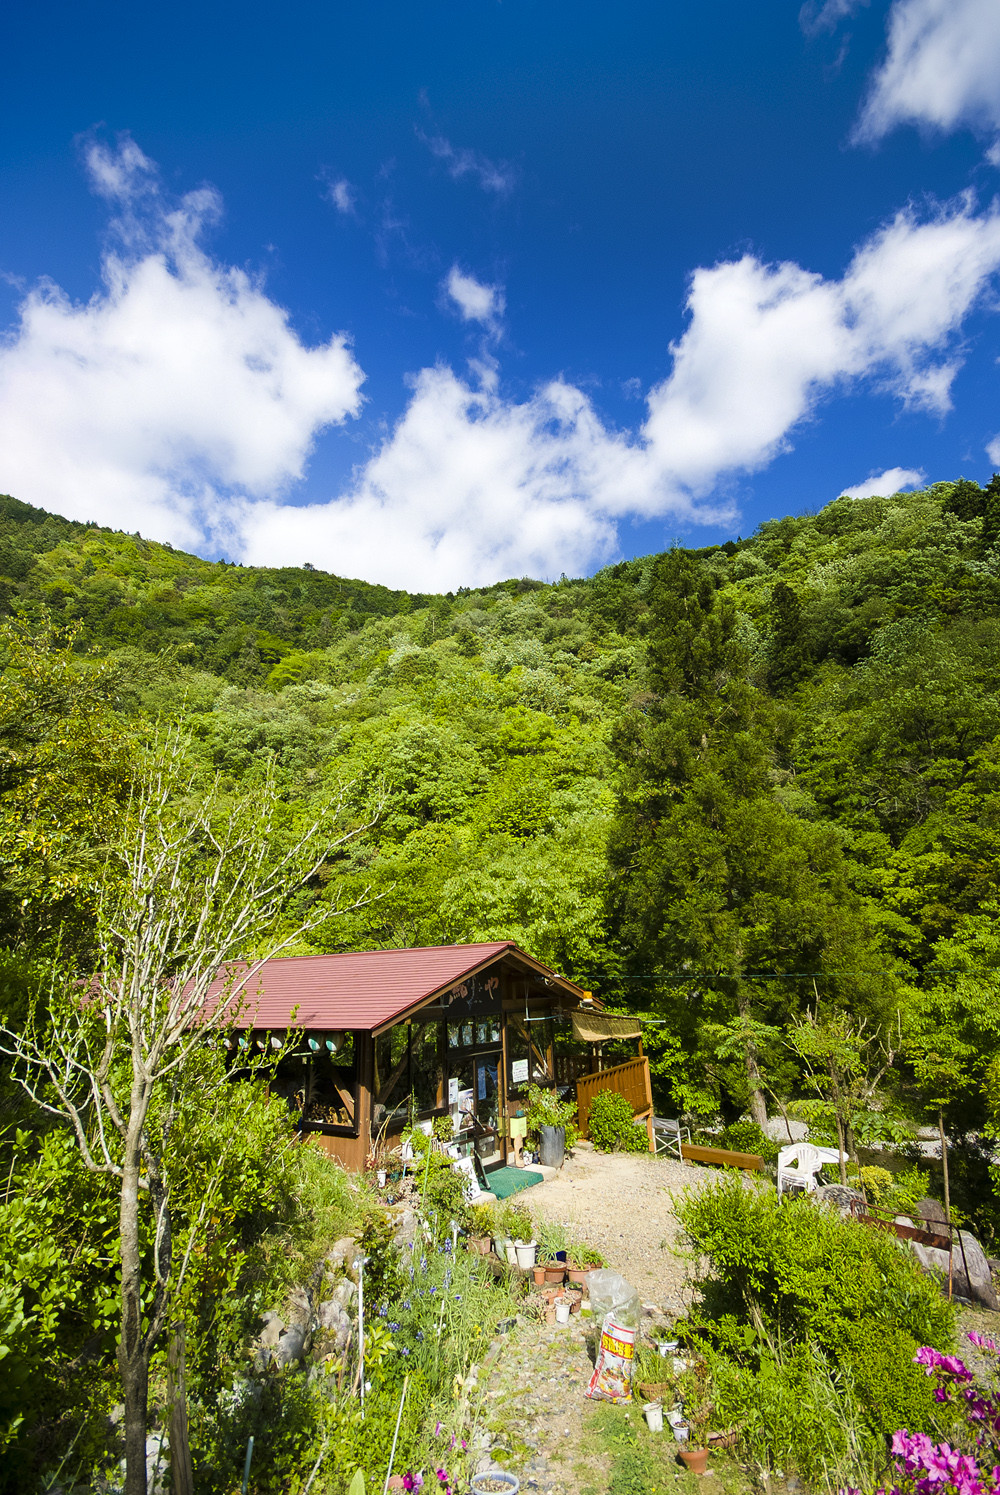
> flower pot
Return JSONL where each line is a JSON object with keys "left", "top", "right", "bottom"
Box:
{"left": 470, "top": 1474, "right": 519, "bottom": 1495}
{"left": 643, "top": 1403, "right": 664, "bottom": 1433}
{"left": 679, "top": 1447, "right": 709, "bottom": 1475}
{"left": 376, "top": 1169, "right": 386, "bottom": 1187}
{"left": 538, "top": 1124, "right": 566, "bottom": 1168}
{"left": 514, "top": 1241, "right": 537, "bottom": 1270}
{"left": 469, "top": 1235, "right": 492, "bottom": 1256}
{"left": 672, "top": 1423, "right": 689, "bottom": 1443}
{"left": 555, "top": 1301, "right": 571, "bottom": 1325}
{"left": 567, "top": 1267, "right": 592, "bottom": 1285}
{"left": 504, "top": 1240, "right": 518, "bottom": 1267}
{"left": 543, "top": 1264, "right": 565, "bottom": 1283}
{"left": 532, "top": 1265, "right": 546, "bottom": 1285}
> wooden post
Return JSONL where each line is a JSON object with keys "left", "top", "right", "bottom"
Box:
{"left": 167, "top": 1321, "right": 194, "bottom": 1495}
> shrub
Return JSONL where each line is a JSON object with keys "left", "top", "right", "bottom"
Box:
{"left": 721, "top": 1117, "right": 778, "bottom": 1165}
{"left": 587, "top": 1090, "right": 649, "bottom": 1153}
{"left": 677, "top": 1175, "right": 956, "bottom": 1481}
{"left": 523, "top": 1083, "right": 579, "bottom": 1150}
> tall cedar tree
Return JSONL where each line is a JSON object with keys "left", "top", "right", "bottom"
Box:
{"left": 606, "top": 551, "right": 889, "bottom": 1123}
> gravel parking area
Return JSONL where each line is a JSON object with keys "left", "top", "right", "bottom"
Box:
{"left": 525, "top": 1141, "right": 714, "bottom": 1310}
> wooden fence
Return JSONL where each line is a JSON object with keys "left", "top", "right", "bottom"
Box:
{"left": 575, "top": 1055, "right": 654, "bottom": 1152}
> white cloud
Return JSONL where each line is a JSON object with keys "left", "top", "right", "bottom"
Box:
{"left": 4, "top": 142, "right": 1000, "bottom": 590}
{"left": 417, "top": 131, "right": 516, "bottom": 195}
{"left": 444, "top": 266, "right": 504, "bottom": 327}
{"left": 856, "top": 0, "right": 1000, "bottom": 142}
{"left": 799, "top": 0, "right": 868, "bottom": 39}
{"left": 327, "top": 178, "right": 356, "bottom": 215}
{"left": 840, "top": 466, "right": 925, "bottom": 498}
{"left": 0, "top": 137, "right": 365, "bottom": 551}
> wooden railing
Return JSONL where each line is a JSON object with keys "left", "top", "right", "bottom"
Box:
{"left": 554, "top": 1053, "right": 594, "bottom": 1086}
{"left": 575, "top": 1056, "right": 654, "bottom": 1152}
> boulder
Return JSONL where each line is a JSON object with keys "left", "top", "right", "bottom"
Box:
{"left": 813, "top": 1183, "right": 865, "bottom": 1217}
{"left": 915, "top": 1197, "right": 948, "bottom": 1227}
{"left": 258, "top": 1311, "right": 285, "bottom": 1348}
{"left": 911, "top": 1230, "right": 999, "bottom": 1312}
{"left": 326, "top": 1236, "right": 358, "bottom": 1276}
{"left": 271, "top": 1320, "right": 310, "bottom": 1367}
{"left": 763, "top": 1117, "right": 809, "bottom": 1143}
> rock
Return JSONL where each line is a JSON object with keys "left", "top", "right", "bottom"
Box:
{"left": 813, "top": 1183, "right": 865, "bottom": 1217}
{"left": 911, "top": 1229, "right": 999, "bottom": 1312}
{"left": 317, "top": 1300, "right": 346, "bottom": 1331}
{"left": 915, "top": 1198, "right": 948, "bottom": 1227}
{"left": 271, "top": 1321, "right": 310, "bottom": 1367}
{"left": 333, "top": 1279, "right": 356, "bottom": 1309}
{"left": 392, "top": 1207, "right": 420, "bottom": 1245}
{"left": 145, "top": 1430, "right": 170, "bottom": 1495}
{"left": 258, "top": 1311, "right": 286, "bottom": 1348}
{"left": 326, "top": 1236, "right": 358, "bottom": 1276}
{"left": 763, "top": 1118, "right": 809, "bottom": 1143}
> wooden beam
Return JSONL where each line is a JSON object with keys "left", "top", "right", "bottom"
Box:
{"left": 376, "top": 1046, "right": 410, "bottom": 1107}
{"left": 680, "top": 1143, "right": 763, "bottom": 1172}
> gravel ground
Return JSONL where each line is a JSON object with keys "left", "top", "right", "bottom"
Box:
{"left": 524, "top": 1141, "right": 715, "bottom": 1309}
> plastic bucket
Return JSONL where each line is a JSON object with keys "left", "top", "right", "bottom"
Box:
{"left": 672, "top": 1423, "right": 689, "bottom": 1443}
{"left": 644, "top": 1403, "right": 664, "bottom": 1432}
{"left": 514, "top": 1241, "right": 537, "bottom": 1270}
{"left": 555, "top": 1301, "right": 571, "bottom": 1325}
{"left": 470, "top": 1474, "right": 519, "bottom": 1495}
{"left": 538, "top": 1125, "right": 566, "bottom": 1168}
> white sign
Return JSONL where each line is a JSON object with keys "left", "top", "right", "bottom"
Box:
{"left": 448, "top": 1077, "right": 459, "bottom": 1105}
{"left": 511, "top": 1059, "right": 529, "bottom": 1084}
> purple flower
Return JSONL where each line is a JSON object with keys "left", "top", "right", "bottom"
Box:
{"left": 389, "top": 1321, "right": 401, "bottom": 1332}
{"left": 402, "top": 1473, "right": 423, "bottom": 1492}
{"left": 434, "top": 1422, "right": 442, "bottom": 1436}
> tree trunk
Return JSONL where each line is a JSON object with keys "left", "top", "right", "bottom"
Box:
{"left": 119, "top": 1118, "right": 150, "bottom": 1495}
{"left": 939, "top": 1107, "right": 951, "bottom": 1225}
{"left": 168, "top": 1322, "right": 194, "bottom": 1495}
{"left": 834, "top": 1113, "right": 847, "bottom": 1186}
{"left": 737, "top": 990, "right": 768, "bottom": 1129}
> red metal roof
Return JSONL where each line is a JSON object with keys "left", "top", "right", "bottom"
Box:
{"left": 217, "top": 941, "right": 541, "bottom": 1033}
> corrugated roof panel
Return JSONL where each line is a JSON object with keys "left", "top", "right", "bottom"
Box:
{"left": 213, "top": 941, "right": 518, "bottom": 1032}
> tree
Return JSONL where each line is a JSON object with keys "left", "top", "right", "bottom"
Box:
{"left": 607, "top": 552, "right": 887, "bottom": 1125}
{"left": 788, "top": 1006, "right": 901, "bottom": 1184}
{"left": 0, "top": 733, "right": 374, "bottom": 1495}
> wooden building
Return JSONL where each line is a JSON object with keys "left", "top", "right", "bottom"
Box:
{"left": 222, "top": 941, "right": 654, "bottom": 1170}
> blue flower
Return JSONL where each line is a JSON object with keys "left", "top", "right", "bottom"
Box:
{"left": 403, "top": 1301, "right": 411, "bottom": 1310}
{"left": 389, "top": 1321, "right": 401, "bottom": 1332}
{"left": 454, "top": 1294, "right": 462, "bottom": 1301}
{"left": 402, "top": 1346, "right": 410, "bottom": 1355}
{"left": 416, "top": 1330, "right": 424, "bottom": 1341}
{"left": 443, "top": 1240, "right": 453, "bottom": 1254}
{"left": 420, "top": 1257, "right": 428, "bottom": 1271}
{"left": 429, "top": 1287, "right": 437, "bottom": 1296}
{"left": 379, "top": 1305, "right": 388, "bottom": 1317}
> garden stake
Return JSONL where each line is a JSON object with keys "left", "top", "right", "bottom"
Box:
{"left": 381, "top": 1374, "right": 410, "bottom": 1495}
{"left": 241, "top": 1435, "right": 254, "bottom": 1495}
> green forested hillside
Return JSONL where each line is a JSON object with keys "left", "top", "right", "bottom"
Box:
{"left": 3, "top": 480, "right": 1000, "bottom": 1188}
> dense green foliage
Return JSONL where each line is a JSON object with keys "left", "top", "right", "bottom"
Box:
{"left": 678, "top": 1176, "right": 956, "bottom": 1483}
{"left": 5, "top": 477, "right": 1000, "bottom": 1485}
{"left": 586, "top": 1089, "right": 650, "bottom": 1152}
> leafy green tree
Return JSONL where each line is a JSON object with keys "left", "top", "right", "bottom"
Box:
{"left": 0, "top": 734, "right": 372, "bottom": 1495}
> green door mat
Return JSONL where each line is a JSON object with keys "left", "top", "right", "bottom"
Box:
{"left": 483, "top": 1165, "right": 544, "bottom": 1199}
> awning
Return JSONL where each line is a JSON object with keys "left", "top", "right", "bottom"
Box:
{"left": 572, "top": 1011, "right": 643, "bottom": 1043}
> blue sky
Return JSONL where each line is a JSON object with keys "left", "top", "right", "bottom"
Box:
{"left": 2, "top": 0, "right": 1000, "bottom": 588}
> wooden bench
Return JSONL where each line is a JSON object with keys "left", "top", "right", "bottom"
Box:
{"left": 680, "top": 1143, "right": 763, "bottom": 1172}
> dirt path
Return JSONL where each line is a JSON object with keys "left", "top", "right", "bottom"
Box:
{"left": 477, "top": 1315, "right": 603, "bottom": 1495}
{"left": 524, "top": 1141, "right": 711, "bottom": 1309}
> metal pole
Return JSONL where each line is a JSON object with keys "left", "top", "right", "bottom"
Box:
{"left": 354, "top": 1256, "right": 369, "bottom": 1418}
{"left": 381, "top": 1375, "right": 410, "bottom": 1495}
{"left": 241, "top": 1435, "right": 254, "bottom": 1495}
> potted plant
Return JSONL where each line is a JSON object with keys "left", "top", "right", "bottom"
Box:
{"left": 566, "top": 1241, "right": 604, "bottom": 1282}
{"left": 467, "top": 1201, "right": 497, "bottom": 1255}
{"left": 675, "top": 1360, "right": 714, "bottom": 1476}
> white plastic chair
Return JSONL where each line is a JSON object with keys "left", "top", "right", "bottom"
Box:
{"left": 777, "top": 1143, "right": 843, "bottom": 1197}
{"left": 653, "top": 1117, "right": 691, "bottom": 1160}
